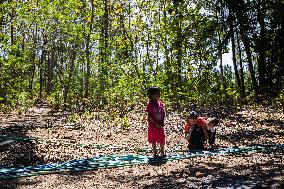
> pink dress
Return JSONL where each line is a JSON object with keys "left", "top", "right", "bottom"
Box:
{"left": 145, "top": 100, "right": 165, "bottom": 144}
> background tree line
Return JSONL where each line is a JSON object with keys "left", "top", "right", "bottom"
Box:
{"left": 0, "top": 0, "right": 283, "bottom": 113}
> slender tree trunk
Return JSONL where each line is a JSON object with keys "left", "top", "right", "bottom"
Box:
{"left": 256, "top": 2, "right": 267, "bottom": 95}
{"left": 39, "top": 56, "right": 44, "bottom": 99}
{"left": 133, "top": 36, "right": 140, "bottom": 80}
{"left": 10, "top": 12, "right": 14, "bottom": 45}
{"left": 104, "top": 0, "right": 109, "bottom": 63}
{"left": 162, "top": 1, "right": 171, "bottom": 83}
{"left": 46, "top": 51, "right": 55, "bottom": 95}
{"left": 176, "top": 26, "right": 182, "bottom": 86}
{"left": 218, "top": 33, "right": 225, "bottom": 86}
{"left": 84, "top": 0, "right": 95, "bottom": 98}
{"left": 216, "top": 5, "right": 226, "bottom": 89}
{"left": 146, "top": 32, "right": 153, "bottom": 74}
{"left": 80, "top": 61, "right": 85, "bottom": 100}
{"left": 227, "top": 0, "right": 259, "bottom": 100}
{"left": 155, "top": 2, "right": 162, "bottom": 78}
{"left": 29, "top": 23, "right": 38, "bottom": 93}
{"left": 39, "top": 37, "right": 47, "bottom": 99}
{"left": 229, "top": 12, "right": 242, "bottom": 97}
{"left": 102, "top": 0, "right": 109, "bottom": 91}
{"left": 239, "top": 27, "right": 259, "bottom": 100}
{"left": 173, "top": 1, "right": 183, "bottom": 102}
{"left": 84, "top": 39, "right": 91, "bottom": 99}
{"left": 231, "top": 33, "right": 242, "bottom": 93}
{"left": 97, "top": 0, "right": 109, "bottom": 103}
{"left": 64, "top": 46, "right": 77, "bottom": 104}
{"left": 176, "top": 19, "right": 182, "bottom": 86}
{"left": 236, "top": 32, "right": 246, "bottom": 99}
{"left": 155, "top": 42, "right": 159, "bottom": 78}
{"left": 29, "top": 52, "right": 36, "bottom": 93}
{"left": 31, "top": 0, "right": 38, "bottom": 97}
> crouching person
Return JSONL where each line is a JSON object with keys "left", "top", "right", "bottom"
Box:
{"left": 183, "top": 111, "right": 208, "bottom": 150}
{"left": 206, "top": 117, "right": 219, "bottom": 149}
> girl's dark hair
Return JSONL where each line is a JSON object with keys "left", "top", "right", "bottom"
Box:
{"left": 208, "top": 117, "right": 219, "bottom": 126}
{"left": 187, "top": 111, "right": 198, "bottom": 119}
{"left": 147, "top": 86, "right": 160, "bottom": 99}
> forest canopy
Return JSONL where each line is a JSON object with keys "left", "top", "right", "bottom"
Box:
{"left": 0, "top": 0, "right": 284, "bottom": 112}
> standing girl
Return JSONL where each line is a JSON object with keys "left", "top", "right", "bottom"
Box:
{"left": 145, "top": 86, "right": 166, "bottom": 157}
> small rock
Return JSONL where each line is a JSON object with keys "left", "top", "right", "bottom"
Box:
{"left": 196, "top": 172, "right": 205, "bottom": 178}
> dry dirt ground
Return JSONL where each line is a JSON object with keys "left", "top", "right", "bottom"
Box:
{"left": 0, "top": 104, "right": 283, "bottom": 189}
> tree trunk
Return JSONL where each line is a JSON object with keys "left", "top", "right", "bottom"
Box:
{"left": 29, "top": 52, "right": 36, "bottom": 93}
{"left": 39, "top": 37, "right": 47, "bottom": 99}
{"left": 229, "top": 11, "right": 242, "bottom": 97}
{"left": 64, "top": 47, "right": 77, "bottom": 104}
{"left": 162, "top": 1, "right": 172, "bottom": 89}
{"left": 146, "top": 31, "right": 154, "bottom": 75}
{"left": 10, "top": 11, "right": 14, "bottom": 45}
{"left": 236, "top": 32, "right": 246, "bottom": 100}
{"left": 239, "top": 26, "right": 259, "bottom": 100}
{"left": 84, "top": 0, "right": 95, "bottom": 99}
{"left": 226, "top": 0, "right": 259, "bottom": 100}
{"left": 29, "top": 24, "right": 38, "bottom": 94}
{"left": 218, "top": 33, "right": 225, "bottom": 87}
{"left": 173, "top": 1, "right": 183, "bottom": 102}
{"left": 46, "top": 51, "right": 55, "bottom": 95}
{"left": 256, "top": 2, "right": 267, "bottom": 95}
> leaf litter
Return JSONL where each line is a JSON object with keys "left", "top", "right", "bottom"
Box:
{"left": 0, "top": 105, "right": 283, "bottom": 188}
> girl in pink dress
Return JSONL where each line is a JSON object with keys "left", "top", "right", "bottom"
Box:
{"left": 145, "top": 86, "right": 166, "bottom": 157}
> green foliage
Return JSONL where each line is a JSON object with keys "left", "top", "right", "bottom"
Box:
{"left": 47, "top": 91, "right": 63, "bottom": 108}
{"left": 274, "top": 90, "right": 284, "bottom": 110}
{"left": 66, "top": 113, "right": 81, "bottom": 124}
{"left": 0, "top": 0, "right": 283, "bottom": 114}
{"left": 120, "top": 116, "right": 130, "bottom": 131}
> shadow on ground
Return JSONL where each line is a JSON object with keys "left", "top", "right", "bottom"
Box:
{"left": 0, "top": 107, "right": 52, "bottom": 188}
{"left": 92, "top": 151, "right": 284, "bottom": 189}
{"left": 218, "top": 127, "right": 284, "bottom": 146}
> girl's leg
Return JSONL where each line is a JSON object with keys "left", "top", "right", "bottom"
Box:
{"left": 152, "top": 142, "right": 157, "bottom": 156}
{"left": 160, "top": 143, "right": 165, "bottom": 156}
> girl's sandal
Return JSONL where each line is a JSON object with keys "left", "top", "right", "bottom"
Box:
{"left": 153, "top": 154, "right": 159, "bottom": 158}
{"left": 160, "top": 154, "right": 167, "bottom": 159}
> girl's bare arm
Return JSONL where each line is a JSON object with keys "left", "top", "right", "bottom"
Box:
{"left": 148, "top": 113, "right": 164, "bottom": 127}
{"left": 148, "top": 112, "right": 157, "bottom": 126}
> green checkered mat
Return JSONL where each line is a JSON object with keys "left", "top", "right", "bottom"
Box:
{"left": 1, "top": 144, "right": 283, "bottom": 179}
